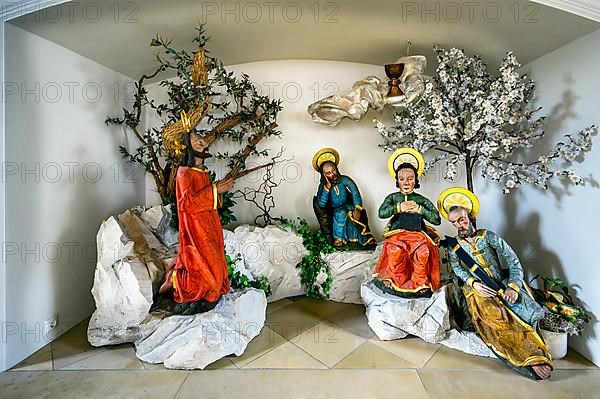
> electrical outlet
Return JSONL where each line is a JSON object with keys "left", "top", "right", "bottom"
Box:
{"left": 44, "top": 314, "right": 58, "bottom": 332}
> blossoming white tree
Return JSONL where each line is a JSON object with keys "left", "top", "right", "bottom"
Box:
{"left": 376, "top": 47, "right": 596, "bottom": 194}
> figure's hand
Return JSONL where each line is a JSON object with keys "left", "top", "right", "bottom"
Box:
{"left": 502, "top": 287, "right": 519, "bottom": 304}
{"left": 400, "top": 201, "right": 419, "bottom": 213}
{"left": 473, "top": 281, "right": 497, "bottom": 297}
{"left": 324, "top": 176, "right": 332, "bottom": 190}
{"left": 352, "top": 208, "right": 361, "bottom": 220}
{"left": 216, "top": 178, "right": 235, "bottom": 193}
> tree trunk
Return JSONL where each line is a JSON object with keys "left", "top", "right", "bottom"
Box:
{"left": 465, "top": 158, "right": 474, "bottom": 194}
{"left": 465, "top": 157, "right": 476, "bottom": 228}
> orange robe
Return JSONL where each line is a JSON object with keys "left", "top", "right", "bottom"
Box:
{"left": 169, "top": 166, "right": 230, "bottom": 303}
{"left": 374, "top": 230, "right": 441, "bottom": 293}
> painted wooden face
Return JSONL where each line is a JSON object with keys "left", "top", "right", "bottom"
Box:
{"left": 397, "top": 168, "right": 416, "bottom": 194}
{"left": 190, "top": 134, "right": 208, "bottom": 153}
{"left": 448, "top": 208, "right": 475, "bottom": 237}
{"left": 322, "top": 162, "right": 339, "bottom": 184}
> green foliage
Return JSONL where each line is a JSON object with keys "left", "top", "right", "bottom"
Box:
{"left": 208, "top": 171, "right": 237, "bottom": 227}
{"left": 283, "top": 218, "right": 335, "bottom": 299}
{"left": 106, "top": 24, "right": 283, "bottom": 203}
{"left": 532, "top": 275, "right": 591, "bottom": 335}
{"left": 226, "top": 253, "right": 271, "bottom": 296}
{"left": 219, "top": 192, "right": 237, "bottom": 226}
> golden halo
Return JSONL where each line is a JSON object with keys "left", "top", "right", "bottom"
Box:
{"left": 437, "top": 187, "right": 480, "bottom": 220}
{"left": 312, "top": 148, "right": 340, "bottom": 171}
{"left": 387, "top": 148, "right": 425, "bottom": 178}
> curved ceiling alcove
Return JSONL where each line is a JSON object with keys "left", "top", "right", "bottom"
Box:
{"left": 9, "top": 0, "right": 600, "bottom": 78}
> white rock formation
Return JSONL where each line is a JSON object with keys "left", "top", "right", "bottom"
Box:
{"left": 87, "top": 214, "right": 164, "bottom": 346}
{"left": 87, "top": 206, "right": 269, "bottom": 369}
{"left": 223, "top": 225, "right": 307, "bottom": 302}
{"left": 136, "top": 288, "right": 266, "bottom": 369}
{"left": 325, "top": 245, "right": 382, "bottom": 304}
{"left": 361, "top": 280, "right": 494, "bottom": 357}
{"left": 144, "top": 205, "right": 179, "bottom": 247}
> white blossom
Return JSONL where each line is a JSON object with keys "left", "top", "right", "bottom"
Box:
{"left": 375, "top": 46, "right": 596, "bottom": 194}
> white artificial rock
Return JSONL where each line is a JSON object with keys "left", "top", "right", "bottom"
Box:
{"left": 223, "top": 225, "right": 307, "bottom": 302}
{"left": 87, "top": 216, "right": 155, "bottom": 346}
{"left": 138, "top": 205, "right": 163, "bottom": 231}
{"left": 88, "top": 206, "right": 270, "bottom": 369}
{"left": 87, "top": 207, "right": 180, "bottom": 346}
{"left": 361, "top": 280, "right": 494, "bottom": 358}
{"left": 135, "top": 288, "right": 266, "bottom": 369}
{"left": 325, "top": 244, "right": 382, "bottom": 304}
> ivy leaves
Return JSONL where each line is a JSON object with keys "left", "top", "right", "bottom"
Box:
{"left": 284, "top": 218, "right": 335, "bottom": 300}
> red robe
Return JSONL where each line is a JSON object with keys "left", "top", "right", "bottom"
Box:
{"left": 374, "top": 230, "right": 441, "bottom": 293}
{"left": 169, "top": 166, "right": 230, "bottom": 303}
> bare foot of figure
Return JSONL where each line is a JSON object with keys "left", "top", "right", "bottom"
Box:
{"left": 159, "top": 269, "right": 175, "bottom": 294}
{"left": 532, "top": 364, "right": 552, "bottom": 380}
{"left": 383, "top": 280, "right": 392, "bottom": 288}
{"left": 333, "top": 238, "right": 344, "bottom": 247}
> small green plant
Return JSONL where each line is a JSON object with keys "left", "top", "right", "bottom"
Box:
{"left": 226, "top": 253, "right": 271, "bottom": 296}
{"left": 209, "top": 170, "right": 237, "bottom": 226}
{"left": 283, "top": 218, "right": 336, "bottom": 299}
{"left": 532, "top": 276, "right": 591, "bottom": 335}
{"left": 219, "top": 193, "right": 237, "bottom": 226}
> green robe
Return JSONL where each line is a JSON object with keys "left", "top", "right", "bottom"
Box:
{"left": 378, "top": 192, "right": 441, "bottom": 233}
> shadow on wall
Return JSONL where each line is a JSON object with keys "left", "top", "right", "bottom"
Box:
{"left": 528, "top": 74, "right": 599, "bottom": 201}
{"left": 500, "top": 192, "right": 597, "bottom": 342}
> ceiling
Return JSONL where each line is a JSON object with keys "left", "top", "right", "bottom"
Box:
{"left": 9, "top": 0, "right": 600, "bottom": 79}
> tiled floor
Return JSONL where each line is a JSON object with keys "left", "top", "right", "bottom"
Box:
{"left": 2, "top": 297, "right": 598, "bottom": 398}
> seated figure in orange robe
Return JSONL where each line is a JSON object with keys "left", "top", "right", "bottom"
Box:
{"left": 158, "top": 132, "right": 235, "bottom": 314}
{"left": 373, "top": 148, "right": 441, "bottom": 298}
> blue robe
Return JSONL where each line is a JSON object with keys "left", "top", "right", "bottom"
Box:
{"left": 448, "top": 229, "right": 544, "bottom": 326}
{"left": 316, "top": 175, "right": 368, "bottom": 245}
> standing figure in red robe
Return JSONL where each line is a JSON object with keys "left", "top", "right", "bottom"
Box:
{"left": 158, "top": 132, "right": 235, "bottom": 314}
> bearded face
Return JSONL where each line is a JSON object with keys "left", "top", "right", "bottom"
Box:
{"left": 190, "top": 133, "right": 212, "bottom": 159}
{"left": 448, "top": 208, "right": 476, "bottom": 238}
{"left": 321, "top": 162, "right": 340, "bottom": 185}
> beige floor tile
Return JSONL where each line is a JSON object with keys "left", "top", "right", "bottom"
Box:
{"left": 204, "top": 358, "right": 237, "bottom": 370}
{"left": 286, "top": 295, "right": 305, "bottom": 302}
{"left": 52, "top": 318, "right": 108, "bottom": 369}
{"left": 335, "top": 341, "right": 414, "bottom": 369}
{"left": 424, "top": 345, "right": 505, "bottom": 369}
{"left": 293, "top": 297, "right": 351, "bottom": 319}
{"left": 141, "top": 361, "right": 167, "bottom": 370}
{"left": 242, "top": 342, "right": 327, "bottom": 369}
{"left": 266, "top": 298, "right": 293, "bottom": 314}
{"left": 176, "top": 369, "right": 428, "bottom": 399}
{"left": 60, "top": 344, "right": 144, "bottom": 370}
{"left": 419, "top": 369, "right": 583, "bottom": 398}
{"left": 228, "top": 326, "right": 287, "bottom": 368}
{"left": 266, "top": 304, "right": 322, "bottom": 340}
{"left": 326, "top": 304, "right": 375, "bottom": 339}
{"left": 554, "top": 349, "right": 598, "bottom": 369}
{"left": 370, "top": 336, "right": 440, "bottom": 368}
{"left": 0, "top": 370, "right": 189, "bottom": 399}
{"left": 574, "top": 369, "right": 600, "bottom": 398}
{"left": 291, "top": 321, "right": 369, "bottom": 368}
{"left": 10, "top": 344, "right": 53, "bottom": 371}
{"left": 143, "top": 357, "right": 236, "bottom": 371}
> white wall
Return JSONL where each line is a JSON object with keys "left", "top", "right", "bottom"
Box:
{"left": 146, "top": 60, "right": 466, "bottom": 238}
{"left": 475, "top": 29, "right": 600, "bottom": 364}
{"left": 3, "top": 24, "right": 145, "bottom": 370}
{"left": 428, "top": 28, "right": 600, "bottom": 366}
{"left": 0, "top": 17, "right": 5, "bottom": 372}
